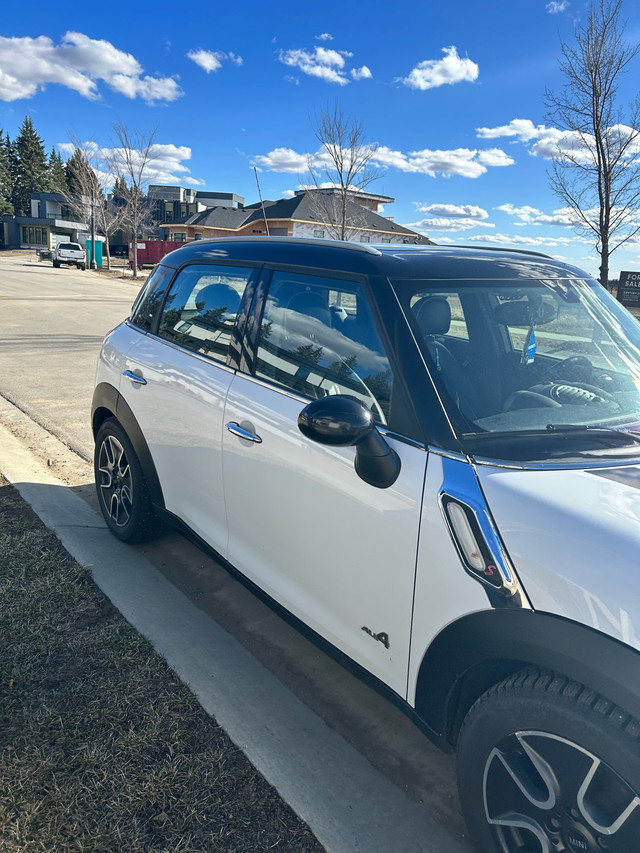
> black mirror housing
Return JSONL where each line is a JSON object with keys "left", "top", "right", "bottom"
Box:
{"left": 298, "top": 396, "right": 401, "bottom": 489}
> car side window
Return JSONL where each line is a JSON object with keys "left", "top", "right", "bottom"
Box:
{"left": 157, "top": 264, "right": 253, "bottom": 364}
{"left": 130, "top": 264, "right": 175, "bottom": 332}
{"left": 254, "top": 271, "right": 393, "bottom": 424}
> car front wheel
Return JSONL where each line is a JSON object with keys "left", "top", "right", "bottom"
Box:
{"left": 94, "top": 417, "right": 162, "bottom": 543}
{"left": 456, "top": 668, "right": 640, "bottom": 853}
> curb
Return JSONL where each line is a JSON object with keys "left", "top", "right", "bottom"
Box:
{"left": 0, "top": 415, "right": 469, "bottom": 853}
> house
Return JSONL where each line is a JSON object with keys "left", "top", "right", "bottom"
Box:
{"left": 148, "top": 185, "right": 244, "bottom": 227}
{"left": 162, "top": 189, "right": 432, "bottom": 245}
{"left": 1, "top": 192, "right": 90, "bottom": 251}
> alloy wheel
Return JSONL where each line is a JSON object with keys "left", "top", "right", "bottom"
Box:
{"left": 483, "top": 730, "right": 640, "bottom": 852}
{"left": 97, "top": 434, "right": 134, "bottom": 528}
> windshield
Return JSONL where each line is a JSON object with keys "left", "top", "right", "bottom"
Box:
{"left": 393, "top": 276, "right": 640, "bottom": 460}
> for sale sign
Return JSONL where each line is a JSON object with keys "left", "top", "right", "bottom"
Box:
{"left": 617, "top": 271, "right": 640, "bottom": 307}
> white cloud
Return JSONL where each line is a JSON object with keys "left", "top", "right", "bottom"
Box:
{"left": 187, "top": 50, "right": 222, "bottom": 73}
{"left": 0, "top": 32, "right": 181, "bottom": 103}
{"left": 546, "top": 1, "right": 569, "bottom": 12}
{"left": 59, "top": 140, "right": 200, "bottom": 186}
{"left": 254, "top": 143, "right": 515, "bottom": 179}
{"left": 409, "top": 217, "right": 495, "bottom": 232}
{"left": 497, "top": 203, "right": 579, "bottom": 227}
{"left": 253, "top": 147, "right": 309, "bottom": 172}
{"left": 477, "top": 118, "right": 640, "bottom": 165}
{"left": 278, "top": 46, "right": 352, "bottom": 84}
{"left": 351, "top": 65, "right": 372, "bottom": 80}
{"left": 401, "top": 46, "right": 478, "bottom": 91}
{"left": 315, "top": 33, "right": 334, "bottom": 41}
{"left": 497, "top": 203, "right": 543, "bottom": 223}
{"left": 187, "top": 49, "right": 243, "bottom": 72}
{"left": 373, "top": 145, "right": 512, "bottom": 178}
{"left": 477, "top": 118, "right": 551, "bottom": 142}
{"left": 467, "top": 232, "right": 578, "bottom": 247}
{"left": 416, "top": 203, "right": 490, "bottom": 219}
{"left": 184, "top": 176, "right": 206, "bottom": 186}
{"left": 278, "top": 46, "right": 373, "bottom": 85}
{"left": 477, "top": 148, "right": 515, "bottom": 167}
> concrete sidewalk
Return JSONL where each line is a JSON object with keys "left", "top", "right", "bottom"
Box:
{"left": 0, "top": 415, "right": 471, "bottom": 853}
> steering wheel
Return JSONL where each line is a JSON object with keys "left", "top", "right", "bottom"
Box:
{"left": 537, "top": 354, "right": 593, "bottom": 383}
{"left": 504, "top": 380, "right": 618, "bottom": 412}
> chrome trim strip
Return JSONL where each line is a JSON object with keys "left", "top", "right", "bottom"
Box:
{"left": 472, "top": 453, "right": 640, "bottom": 471}
{"left": 427, "top": 445, "right": 469, "bottom": 462}
{"left": 437, "top": 456, "right": 530, "bottom": 607}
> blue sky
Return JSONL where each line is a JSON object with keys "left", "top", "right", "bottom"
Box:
{"left": 2, "top": 0, "right": 640, "bottom": 278}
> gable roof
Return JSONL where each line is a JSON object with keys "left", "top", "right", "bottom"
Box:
{"left": 167, "top": 190, "right": 432, "bottom": 242}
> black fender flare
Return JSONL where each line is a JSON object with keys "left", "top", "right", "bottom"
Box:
{"left": 91, "top": 382, "right": 165, "bottom": 510}
{"left": 415, "top": 609, "right": 640, "bottom": 747}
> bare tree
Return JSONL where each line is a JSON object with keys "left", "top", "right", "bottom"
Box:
{"left": 56, "top": 143, "right": 125, "bottom": 272}
{"left": 107, "top": 122, "right": 157, "bottom": 278}
{"left": 306, "top": 105, "right": 380, "bottom": 241}
{"left": 546, "top": 0, "right": 640, "bottom": 285}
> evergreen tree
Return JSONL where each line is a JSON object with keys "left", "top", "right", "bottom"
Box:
{"left": 49, "top": 148, "right": 68, "bottom": 193}
{"left": 112, "top": 175, "right": 129, "bottom": 198}
{"left": 13, "top": 116, "right": 49, "bottom": 215}
{"left": 0, "top": 131, "right": 14, "bottom": 215}
{"left": 65, "top": 147, "right": 89, "bottom": 196}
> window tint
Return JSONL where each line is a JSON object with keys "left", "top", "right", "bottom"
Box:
{"left": 130, "top": 264, "right": 174, "bottom": 332}
{"left": 255, "top": 272, "right": 393, "bottom": 424}
{"left": 157, "top": 264, "right": 253, "bottom": 363}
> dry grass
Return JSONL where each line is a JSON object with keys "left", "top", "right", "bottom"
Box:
{"left": 0, "top": 476, "right": 324, "bottom": 853}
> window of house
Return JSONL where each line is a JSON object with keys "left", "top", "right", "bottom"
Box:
{"left": 360, "top": 235, "right": 370, "bottom": 243}
{"left": 254, "top": 271, "right": 393, "bottom": 424}
{"left": 156, "top": 264, "right": 254, "bottom": 364}
{"left": 314, "top": 229, "right": 325, "bottom": 238}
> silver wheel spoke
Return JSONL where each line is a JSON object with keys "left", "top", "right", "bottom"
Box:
{"left": 484, "top": 730, "right": 640, "bottom": 852}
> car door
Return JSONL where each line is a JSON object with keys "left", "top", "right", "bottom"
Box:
{"left": 119, "top": 262, "right": 258, "bottom": 552}
{"left": 221, "top": 269, "right": 428, "bottom": 696}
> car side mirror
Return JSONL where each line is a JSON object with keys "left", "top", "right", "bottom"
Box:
{"left": 298, "top": 395, "right": 401, "bottom": 489}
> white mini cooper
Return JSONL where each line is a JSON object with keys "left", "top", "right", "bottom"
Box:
{"left": 93, "top": 238, "right": 640, "bottom": 853}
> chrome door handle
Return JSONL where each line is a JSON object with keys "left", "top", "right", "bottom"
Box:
{"left": 122, "top": 370, "right": 147, "bottom": 385}
{"left": 226, "top": 422, "right": 262, "bottom": 443}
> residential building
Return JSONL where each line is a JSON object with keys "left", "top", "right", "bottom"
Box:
{"left": 1, "top": 192, "right": 89, "bottom": 250}
{"left": 162, "top": 189, "right": 432, "bottom": 245}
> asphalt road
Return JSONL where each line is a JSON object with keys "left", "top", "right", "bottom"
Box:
{"left": 0, "top": 255, "right": 142, "bottom": 459}
{"left": 0, "top": 254, "right": 473, "bottom": 852}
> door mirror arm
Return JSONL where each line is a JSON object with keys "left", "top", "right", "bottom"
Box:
{"left": 298, "top": 396, "right": 401, "bottom": 489}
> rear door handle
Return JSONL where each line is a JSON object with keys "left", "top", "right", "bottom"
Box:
{"left": 226, "top": 422, "right": 262, "bottom": 443}
{"left": 122, "top": 370, "right": 147, "bottom": 385}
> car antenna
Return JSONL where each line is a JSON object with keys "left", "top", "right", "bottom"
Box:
{"left": 253, "top": 166, "right": 270, "bottom": 236}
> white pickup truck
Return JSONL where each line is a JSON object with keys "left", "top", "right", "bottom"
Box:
{"left": 53, "top": 242, "right": 86, "bottom": 271}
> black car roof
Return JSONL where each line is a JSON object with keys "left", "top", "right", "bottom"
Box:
{"left": 158, "top": 236, "right": 591, "bottom": 281}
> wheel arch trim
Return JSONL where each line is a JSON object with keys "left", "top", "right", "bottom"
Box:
{"left": 91, "top": 382, "right": 165, "bottom": 510}
{"left": 415, "top": 609, "right": 640, "bottom": 746}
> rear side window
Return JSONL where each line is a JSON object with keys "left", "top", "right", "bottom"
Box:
{"left": 130, "top": 264, "right": 174, "bottom": 332}
{"left": 157, "top": 264, "right": 254, "bottom": 364}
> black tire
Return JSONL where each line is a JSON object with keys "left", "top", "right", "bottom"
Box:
{"left": 94, "top": 417, "right": 163, "bottom": 543}
{"left": 78, "top": 263, "right": 86, "bottom": 271}
{"left": 456, "top": 668, "right": 640, "bottom": 853}
{"left": 52, "top": 260, "right": 60, "bottom": 268}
